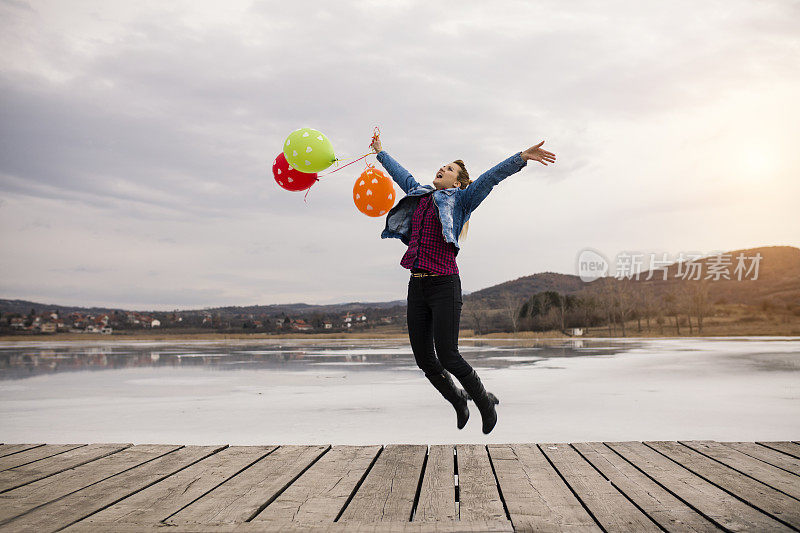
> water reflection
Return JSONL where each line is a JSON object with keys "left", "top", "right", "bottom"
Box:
{"left": 0, "top": 339, "right": 642, "bottom": 380}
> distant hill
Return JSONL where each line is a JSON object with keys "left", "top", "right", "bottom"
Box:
{"left": 465, "top": 272, "right": 588, "bottom": 309}
{"left": 0, "top": 299, "right": 123, "bottom": 317}
{"left": 207, "top": 300, "right": 407, "bottom": 316}
{"left": 610, "top": 245, "right": 800, "bottom": 306}
{"left": 2, "top": 245, "right": 797, "bottom": 316}
{"left": 460, "top": 245, "right": 799, "bottom": 309}
{"left": 0, "top": 298, "right": 408, "bottom": 318}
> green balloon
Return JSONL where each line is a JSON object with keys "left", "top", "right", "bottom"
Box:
{"left": 283, "top": 128, "right": 335, "bottom": 173}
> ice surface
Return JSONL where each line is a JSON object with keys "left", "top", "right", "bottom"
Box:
{"left": 0, "top": 337, "right": 798, "bottom": 444}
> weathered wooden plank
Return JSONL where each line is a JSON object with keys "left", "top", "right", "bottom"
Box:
{"left": 721, "top": 441, "right": 800, "bottom": 476}
{"left": 456, "top": 444, "right": 506, "bottom": 523}
{"left": 572, "top": 442, "right": 719, "bottom": 532}
{"left": 487, "top": 443, "right": 601, "bottom": 532}
{"left": 540, "top": 442, "right": 660, "bottom": 532}
{"left": 70, "top": 446, "right": 277, "bottom": 527}
{"left": 0, "top": 445, "right": 225, "bottom": 532}
{"left": 0, "top": 444, "right": 44, "bottom": 459}
{"left": 414, "top": 445, "right": 455, "bottom": 522}
{"left": 607, "top": 441, "right": 792, "bottom": 532}
{"left": 0, "top": 444, "right": 181, "bottom": 524}
{"left": 167, "top": 445, "right": 328, "bottom": 525}
{"left": 759, "top": 441, "right": 800, "bottom": 460}
{"left": 64, "top": 519, "right": 515, "bottom": 531}
{"left": 251, "top": 445, "right": 381, "bottom": 526}
{"left": 338, "top": 444, "right": 427, "bottom": 523}
{"left": 3, "top": 439, "right": 795, "bottom": 533}
{"left": 646, "top": 441, "right": 800, "bottom": 529}
{"left": 0, "top": 444, "right": 86, "bottom": 472}
{"left": 0, "top": 443, "right": 131, "bottom": 493}
{"left": 680, "top": 440, "right": 800, "bottom": 499}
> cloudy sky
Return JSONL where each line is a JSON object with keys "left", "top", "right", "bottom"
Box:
{"left": 1, "top": 0, "right": 798, "bottom": 310}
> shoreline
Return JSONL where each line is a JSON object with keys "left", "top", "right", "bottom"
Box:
{"left": 1, "top": 328, "right": 798, "bottom": 343}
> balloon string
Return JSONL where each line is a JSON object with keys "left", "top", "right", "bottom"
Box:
{"left": 332, "top": 153, "right": 368, "bottom": 164}
{"left": 303, "top": 183, "right": 316, "bottom": 203}
{"left": 303, "top": 153, "right": 374, "bottom": 204}
{"left": 303, "top": 125, "right": 381, "bottom": 204}
{"left": 318, "top": 153, "right": 373, "bottom": 178}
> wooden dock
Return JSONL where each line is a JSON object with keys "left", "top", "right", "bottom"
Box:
{"left": 0, "top": 441, "right": 798, "bottom": 532}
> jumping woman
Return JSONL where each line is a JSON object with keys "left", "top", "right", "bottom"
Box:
{"left": 369, "top": 134, "right": 556, "bottom": 433}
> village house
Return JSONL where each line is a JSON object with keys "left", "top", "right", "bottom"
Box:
{"left": 141, "top": 317, "right": 160, "bottom": 328}
{"left": 340, "top": 312, "right": 369, "bottom": 329}
{"left": 291, "top": 319, "right": 312, "bottom": 331}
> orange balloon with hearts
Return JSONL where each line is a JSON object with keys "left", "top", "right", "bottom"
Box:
{"left": 353, "top": 164, "right": 395, "bottom": 217}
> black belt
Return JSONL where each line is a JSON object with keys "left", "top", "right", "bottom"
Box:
{"left": 411, "top": 268, "right": 446, "bottom": 277}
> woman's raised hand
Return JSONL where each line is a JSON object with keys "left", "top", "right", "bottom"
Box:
{"left": 521, "top": 141, "right": 556, "bottom": 165}
{"left": 370, "top": 135, "right": 382, "bottom": 154}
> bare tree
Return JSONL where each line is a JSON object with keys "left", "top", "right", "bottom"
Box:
{"left": 612, "top": 280, "right": 637, "bottom": 337}
{"left": 642, "top": 288, "right": 654, "bottom": 330}
{"left": 463, "top": 300, "right": 485, "bottom": 336}
{"left": 689, "top": 279, "right": 711, "bottom": 333}
{"left": 664, "top": 287, "right": 681, "bottom": 335}
{"left": 655, "top": 310, "right": 665, "bottom": 335}
{"left": 552, "top": 292, "right": 578, "bottom": 332}
{"left": 678, "top": 283, "right": 694, "bottom": 334}
{"left": 501, "top": 291, "right": 524, "bottom": 333}
{"left": 590, "top": 277, "right": 617, "bottom": 337}
{"left": 634, "top": 287, "right": 655, "bottom": 333}
{"left": 577, "top": 291, "right": 599, "bottom": 329}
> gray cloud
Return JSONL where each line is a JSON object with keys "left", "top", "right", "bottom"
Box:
{"left": 1, "top": 0, "right": 798, "bottom": 309}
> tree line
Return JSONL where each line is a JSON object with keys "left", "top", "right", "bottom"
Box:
{"left": 461, "top": 277, "right": 786, "bottom": 336}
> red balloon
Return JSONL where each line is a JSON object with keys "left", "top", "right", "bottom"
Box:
{"left": 272, "top": 152, "right": 318, "bottom": 191}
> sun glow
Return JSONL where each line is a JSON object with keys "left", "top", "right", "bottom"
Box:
{"left": 742, "top": 146, "right": 777, "bottom": 179}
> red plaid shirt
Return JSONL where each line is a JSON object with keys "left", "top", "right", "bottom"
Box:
{"left": 400, "top": 192, "right": 459, "bottom": 275}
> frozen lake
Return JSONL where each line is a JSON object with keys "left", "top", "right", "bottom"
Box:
{"left": 0, "top": 337, "right": 798, "bottom": 444}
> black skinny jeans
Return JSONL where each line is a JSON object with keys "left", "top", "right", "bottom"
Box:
{"left": 407, "top": 273, "right": 474, "bottom": 380}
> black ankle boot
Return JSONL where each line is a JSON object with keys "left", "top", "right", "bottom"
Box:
{"left": 426, "top": 371, "right": 470, "bottom": 429}
{"left": 456, "top": 369, "right": 499, "bottom": 434}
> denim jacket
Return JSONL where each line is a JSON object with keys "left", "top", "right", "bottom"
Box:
{"left": 376, "top": 150, "right": 527, "bottom": 254}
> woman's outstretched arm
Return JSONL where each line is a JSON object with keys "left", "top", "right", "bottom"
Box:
{"left": 462, "top": 141, "right": 556, "bottom": 213}
{"left": 371, "top": 135, "right": 421, "bottom": 194}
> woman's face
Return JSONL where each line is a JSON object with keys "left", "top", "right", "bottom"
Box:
{"left": 433, "top": 161, "right": 460, "bottom": 190}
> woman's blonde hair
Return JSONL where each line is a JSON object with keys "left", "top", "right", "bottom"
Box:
{"left": 453, "top": 160, "right": 471, "bottom": 241}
